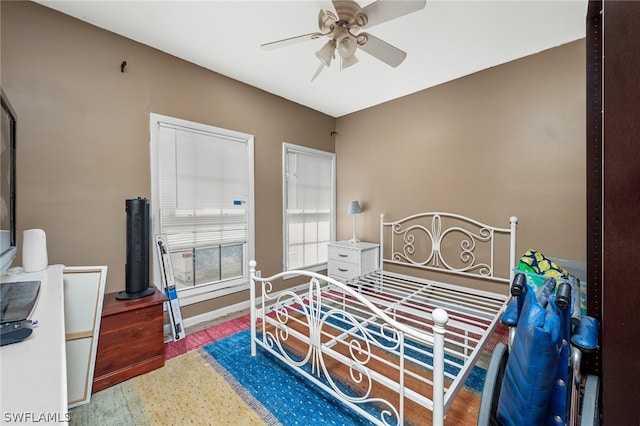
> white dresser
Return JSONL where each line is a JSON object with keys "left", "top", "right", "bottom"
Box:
{"left": 1, "top": 265, "right": 69, "bottom": 423}
{"left": 328, "top": 241, "right": 380, "bottom": 280}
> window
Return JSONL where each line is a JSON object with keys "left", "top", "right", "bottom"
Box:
{"left": 283, "top": 143, "right": 335, "bottom": 271}
{"left": 150, "top": 113, "right": 254, "bottom": 304}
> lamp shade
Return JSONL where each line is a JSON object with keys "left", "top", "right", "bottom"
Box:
{"left": 337, "top": 34, "right": 358, "bottom": 58}
{"left": 315, "top": 40, "right": 336, "bottom": 67}
{"left": 348, "top": 201, "right": 362, "bottom": 215}
{"left": 341, "top": 53, "right": 359, "bottom": 70}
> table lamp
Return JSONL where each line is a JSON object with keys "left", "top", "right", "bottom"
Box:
{"left": 348, "top": 201, "right": 362, "bottom": 243}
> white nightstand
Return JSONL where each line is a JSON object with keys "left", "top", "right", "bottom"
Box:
{"left": 328, "top": 241, "right": 380, "bottom": 280}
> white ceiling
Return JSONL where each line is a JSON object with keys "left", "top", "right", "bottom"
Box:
{"left": 36, "top": 0, "right": 588, "bottom": 118}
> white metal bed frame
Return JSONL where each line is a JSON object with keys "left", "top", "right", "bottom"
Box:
{"left": 250, "top": 212, "right": 518, "bottom": 426}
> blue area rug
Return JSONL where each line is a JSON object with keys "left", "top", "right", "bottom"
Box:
{"left": 202, "top": 328, "right": 488, "bottom": 425}
{"left": 203, "top": 329, "right": 368, "bottom": 425}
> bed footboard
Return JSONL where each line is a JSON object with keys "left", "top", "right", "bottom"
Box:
{"left": 249, "top": 261, "right": 450, "bottom": 426}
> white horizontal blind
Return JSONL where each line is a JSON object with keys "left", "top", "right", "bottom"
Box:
{"left": 284, "top": 144, "right": 335, "bottom": 270}
{"left": 158, "top": 123, "right": 248, "bottom": 252}
{"left": 286, "top": 152, "right": 333, "bottom": 212}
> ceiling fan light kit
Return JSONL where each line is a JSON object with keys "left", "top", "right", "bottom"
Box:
{"left": 261, "top": 0, "right": 427, "bottom": 80}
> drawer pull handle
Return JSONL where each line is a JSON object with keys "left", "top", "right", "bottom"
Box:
{"left": 338, "top": 268, "right": 348, "bottom": 272}
{"left": 338, "top": 253, "right": 348, "bottom": 257}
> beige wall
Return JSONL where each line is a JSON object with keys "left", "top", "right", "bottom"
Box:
{"left": 2, "top": 2, "right": 586, "bottom": 320}
{"left": 336, "top": 40, "right": 586, "bottom": 264}
{"left": 1, "top": 2, "right": 335, "bottom": 317}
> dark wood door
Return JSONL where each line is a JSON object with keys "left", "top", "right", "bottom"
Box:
{"left": 589, "top": 1, "right": 640, "bottom": 424}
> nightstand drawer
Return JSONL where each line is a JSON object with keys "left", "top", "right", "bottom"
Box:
{"left": 329, "top": 259, "right": 359, "bottom": 279}
{"left": 328, "top": 245, "right": 360, "bottom": 263}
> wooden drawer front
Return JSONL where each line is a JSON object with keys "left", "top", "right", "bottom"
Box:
{"left": 329, "top": 259, "right": 359, "bottom": 279}
{"left": 94, "top": 306, "right": 164, "bottom": 377}
{"left": 328, "top": 245, "right": 360, "bottom": 263}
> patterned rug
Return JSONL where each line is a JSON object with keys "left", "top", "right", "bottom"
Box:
{"left": 70, "top": 314, "right": 508, "bottom": 425}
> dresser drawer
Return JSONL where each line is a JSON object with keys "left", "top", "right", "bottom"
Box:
{"left": 94, "top": 305, "right": 165, "bottom": 377}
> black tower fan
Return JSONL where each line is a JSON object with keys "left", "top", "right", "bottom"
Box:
{"left": 117, "top": 198, "right": 155, "bottom": 299}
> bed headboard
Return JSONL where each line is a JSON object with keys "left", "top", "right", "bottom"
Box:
{"left": 379, "top": 212, "right": 518, "bottom": 284}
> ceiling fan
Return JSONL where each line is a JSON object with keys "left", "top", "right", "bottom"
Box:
{"left": 261, "top": 0, "right": 427, "bottom": 80}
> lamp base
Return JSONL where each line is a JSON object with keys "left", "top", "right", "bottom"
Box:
{"left": 350, "top": 214, "right": 360, "bottom": 244}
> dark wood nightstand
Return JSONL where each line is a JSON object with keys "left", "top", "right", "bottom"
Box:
{"left": 92, "top": 287, "right": 167, "bottom": 393}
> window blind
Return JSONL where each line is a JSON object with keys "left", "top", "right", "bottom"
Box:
{"left": 157, "top": 122, "right": 249, "bottom": 251}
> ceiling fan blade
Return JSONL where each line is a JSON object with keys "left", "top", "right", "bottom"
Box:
{"left": 261, "top": 32, "right": 324, "bottom": 50}
{"left": 355, "top": 0, "right": 426, "bottom": 29}
{"left": 357, "top": 33, "right": 407, "bottom": 67}
{"left": 311, "top": 62, "right": 326, "bottom": 81}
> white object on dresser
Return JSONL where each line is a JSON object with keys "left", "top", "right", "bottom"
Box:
{"left": 22, "top": 229, "right": 48, "bottom": 273}
{"left": 328, "top": 240, "right": 380, "bottom": 280}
